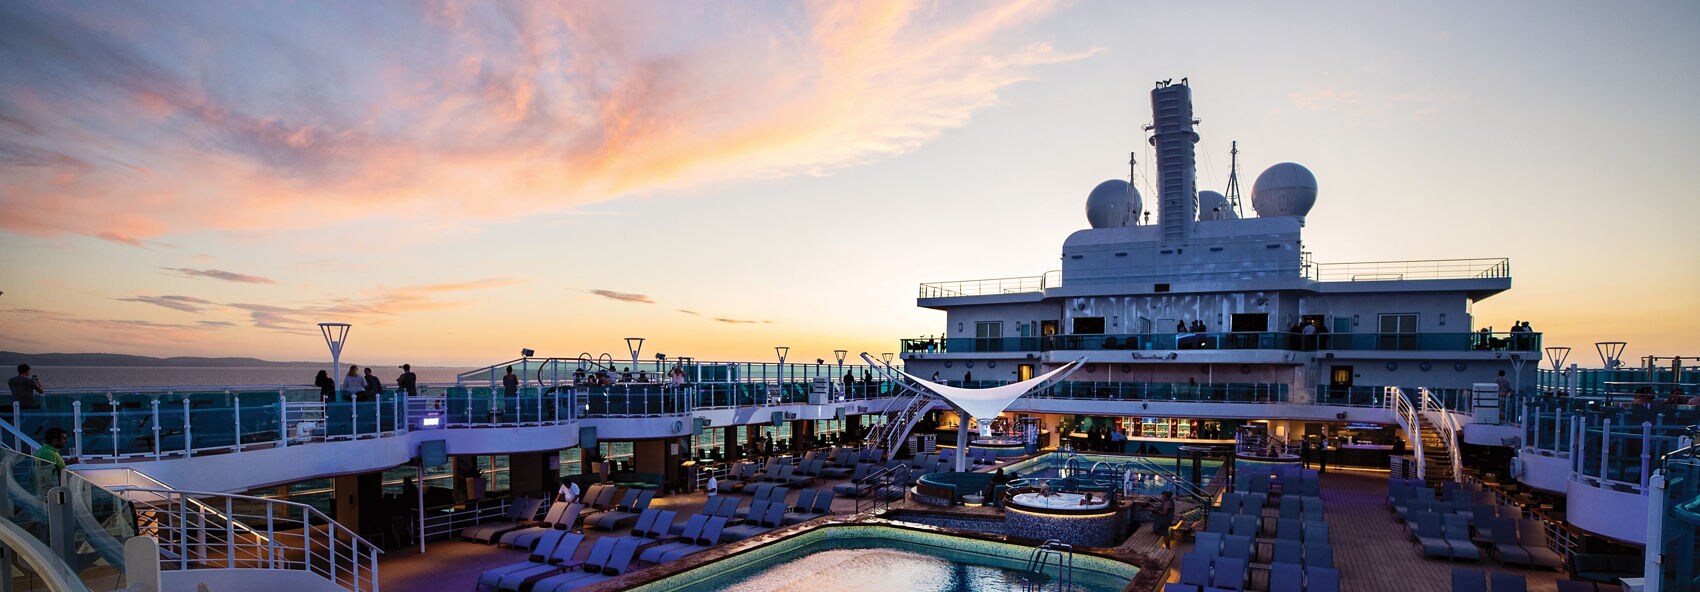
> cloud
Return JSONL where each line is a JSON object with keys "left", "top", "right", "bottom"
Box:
{"left": 198, "top": 320, "right": 236, "bottom": 327}
{"left": 1, "top": 307, "right": 228, "bottom": 347}
{"left": 118, "top": 294, "right": 214, "bottom": 313}
{"left": 675, "top": 309, "right": 699, "bottom": 316}
{"left": 224, "top": 276, "right": 520, "bottom": 333}
{"left": 714, "top": 317, "right": 772, "bottom": 325}
{"left": 163, "top": 267, "right": 276, "bottom": 284}
{"left": 0, "top": 1, "right": 1083, "bottom": 241}
{"left": 589, "top": 289, "right": 654, "bottom": 304}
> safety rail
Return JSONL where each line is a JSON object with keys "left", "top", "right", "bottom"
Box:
{"left": 0, "top": 518, "right": 93, "bottom": 592}
{"left": 852, "top": 465, "right": 911, "bottom": 517}
{"left": 902, "top": 331, "right": 1539, "bottom": 354}
{"left": 917, "top": 272, "right": 1058, "bottom": 299}
{"left": 124, "top": 487, "right": 381, "bottom": 592}
{"left": 1014, "top": 381, "right": 1290, "bottom": 404}
{"left": 9, "top": 390, "right": 406, "bottom": 463}
{"left": 1304, "top": 257, "right": 1510, "bottom": 282}
{"left": 1022, "top": 539, "right": 1074, "bottom": 592}
{"left": 418, "top": 497, "right": 524, "bottom": 544}
{"left": 860, "top": 354, "right": 940, "bottom": 462}
{"left": 1568, "top": 415, "right": 1692, "bottom": 493}
{"left": 1234, "top": 431, "right": 1299, "bottom": 459}
{"left": 1386, "top": 387, "right": 1426, "bottom": 481}
{"left": 1420, "top": 387, "right": 1466, "bottom": 483}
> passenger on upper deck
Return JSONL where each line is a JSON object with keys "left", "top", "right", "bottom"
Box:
{"left": 314, "top": 370, "right": 335, "bottom": 402}
{"left": 1176, "top": 320, "right": 1187, "bottom": 333}
{"left": 397, "top": 364, "right": 418, "bottom": 396}
{"left": 9, "top": 364, "right": 44, "bottom": 409}
{"left": 339, "top": 366, "right": 362, "bottom": 401}
{"left": 360, "top": 367, "right": 381, "bottom": 401}
{"left": 502, "top": 366, "right": 518, "bottom": 396}
{"left": 636, "top": 370, "right": 649, "bottom": 382}
{"left": 620, "top": 368, "right": 633, "bottom": 382}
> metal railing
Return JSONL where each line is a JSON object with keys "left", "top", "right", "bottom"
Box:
{"left": 852, "top": 465, "right": 910, "bottom": 517}
{"left": 1386, "top": 387, "right": 1425, "bottom": 480}
{"left": 1304, "top": 257, "right": 1510, "bottom": 282}
{"left": 125, "top": 487, "right": 381, "bottom": 592}
{"left": 1018, "top": 381, "right": 1290, "bottom": 404}
{"left": 1420, "top": 387, "right": 1465, "bottom": 481}
{"left": 901, "top": 331, "right": 1540, "bottom": 354}
{"left": 917, "top": 272, "right": 1058, "bottom": 299}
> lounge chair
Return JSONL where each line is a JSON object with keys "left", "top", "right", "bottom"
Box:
{"left": 785, "top": 490, "right": 834, "bottom": 524}
{"left": 502, "top": 503, "right": 584, "bottom": 548}
{"left": 656, "top": 516, "right": 728, "bottom": 562}
{"left": 641, "top": 515, "right": 710, "bottom": 563}
{"left": 1210, "top": 556, "right": 1246, "bottom": 592}
{"left": 1490, "top": 573, "right": 1527, "bottom": 592}
{"left": 461, "top": 498, "right": 544, "bottom": 543}
{"left": 723, "top": 501, "right": 785, "bottom": 541}
{"left": 475, "top": 530, "right": 572, "bottom": 591}
{"left": 1416, "top": 518, "right": 1453, "bottom": 559}
{"left": 787, "top": 464, "right": 817, "bottom": 487}
{"left": 492, "top": 532, "right": 588, "bottom": 592}
{"left": 1303, "top": 543, "right": 1334, "bottom": 569}
{"left": 1164, "top": 584, "right": 1200, "bottom": 592}
{"left": 833, "top": 464, "right": 875, "bottom": 496}
{"left": 529, "top": 536, "right": 645, "bottom": 592}
{"left": 1487, "top": 518, "right": 1533, "bottom": 566}
{"left": 1195, "top": 532, "right": 1223, "bottom": 556}
{"left": 631, "top": 509, "right": 676, "bottom": 541}
{"left": 1308, "top": 566, "right": 1341, "bottom": 592}
{"left": 1223, "top": 535, "right": 1253, "bottom": 562}
{"left": 1178, "top": 553, "right": 1211, "bottom": 588}
{"left": 1515, "top": 519, "right": 1565, "bottom": 569}
{"left": 591, "top": 489, "right": 655, "bottom": 530}
{"left": 1272, "top": 539, "right": 1300, "bottom": 565}
{"left": 1452, "top": 568, "right": 1487, "bottom": 592}
{"left": 1444, "top": 517, "right": 1480, "bottom": 561}
{"left": 1270, "top": 561, "right": 1303, "bottom": 592}
{"left": 1230, "top": 514, "right": 1258, "bottom": 538}
{"left": 1277, "top": 518, "right": 1302, "bottom": 542}
{"left": 734, "top": 500, "right": 772, "bottom": 525}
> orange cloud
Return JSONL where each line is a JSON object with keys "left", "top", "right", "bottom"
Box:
{"left": 0, "top": 1, "right": 1085, "bottom": 242}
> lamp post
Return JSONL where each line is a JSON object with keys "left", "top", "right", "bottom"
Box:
{"left": 625, "top": 337, "right": 645, "bottom": 371}
{"left": 318, "top": 323, "right": 351, "bottom": 381}
{"left": 880, "top": 352, "right": 894, "bottom": 365}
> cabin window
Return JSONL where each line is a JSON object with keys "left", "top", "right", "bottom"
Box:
{"left": 1377, "top": 313, "right": 1418, "bottom": 350}
{"left": 1072, "top": 317, "right": 1106, "bottom": 334}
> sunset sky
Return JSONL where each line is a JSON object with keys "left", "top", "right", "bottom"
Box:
{"left": 2, "top": 1, "right": 1696, "bottom": 367}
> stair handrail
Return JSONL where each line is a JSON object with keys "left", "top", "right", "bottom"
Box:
{"left": 121, "top": 486, "right": 382, "bottom": 592}
{"left": 858, "top": 353, "right": 938, "bottom": 461}
{"left": 1120, "top": 457, "right": 1211, "bottom": 502}
{"left": 0, "top": 517, "right": 93, "bottom": 592}
{"left": 1386, "top": 386, "right": 1426, "bottom": 480}
{"left": 1420, "top": 387, "right": 1466, "bottom": 482}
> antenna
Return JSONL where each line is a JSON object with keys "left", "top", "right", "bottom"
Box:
{"left": 1128, "top": 151, "right": 1139, "bottom": 225}
{"left": 1225, "top": 140, "right": 1243, "bottom": 217}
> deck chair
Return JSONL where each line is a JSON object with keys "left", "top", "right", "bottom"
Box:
{"left": 1444, "top": 517, "right": 1480, "bottom": 561}
{"left": 834, "top": 464, "right": 874, "bottom": 496}
{"left": 642, "top": 515, "right": 709, "bottom": 563}
{"left": 1207, "top": 512, "right": 1231, "bottom": 534}
{"left": 1308, "top": 566, "right": 1341, "bottom": 592}
{"left": 631, "top": 510, "right": 676, "bottom": 541}
{"left": 787, "top": 465, "right": 817, "bottom": 487}
{"left": 461, "top": 498, "right": 544, "bottom": 543}
{"left": 1277, "top": 518, "right": 1302, "bottom": 542}
{"left": 747, "top": 482, "right": 774, "bottom": 500}
{"left": 492, "top": 532, "right": 587, "bottom": 592}
{"left": 723, "top": 501, "right": 785, "bottom": 541}
{"left": 1223, "top": 534, "right": 1252, "bottom": 562}
{"left": 712, "top": 496, "right": 742, "bottom": 519}
{"left": 529, "top": 537, "right": 644, "bottom": 592}
{"left": 1230, "top": 514, "right": 1259, "bottom": 538}
{"left": 783, "top": 490, "right": 821, "bottom": 524}
{"left": 1515, "top": 520, "right": 1565, "bottom": 569}
{"left": 476, "top": 529, "right": 571, "bottom": 591}
{"left": 1302, "top": 497, "right": 1324, "bottom": 518}
{"left": 734, "top": 500, "right": 772, "bottom": 524}
{"left": 1269, "top": 561, "right": 1303, "bottom": 592}
{"left": 591, "top": 489, "right": 655, "bottom": 530}
{"left": 1488, "top": 518, "right": 1533, "bottom": 566}
{"left": 1194, "top": 532, "right": 1223, "bottom": 556}
{"left": 1304, "top": 521, "right": 1329, "bottom": 544}
{"left": 657, "top": 516, "right": 728, "bottom": 562}
{"left": 1164, "top": 584, "right": 1200, "bottom": 592}
{"left": 1279, "top": 497, "right": 1302, "bottom": 519}
{"left": 1303, "top": 543, "right": 1334, "bottom": 569}
{"left": 588, "top": 485, "right": 620, "bottom": 510}
{"left": 1416, "top": 518, "right": 1452, "bottom": 559}
{"left": 1452, "top": 568, "right": 1487, "bottom": 592}
{"left": 502, "top": 503, "right": 584, "bottom": 548}
{"left": 1272, "top": 539, "right": 1301, "bottom": 565}
{"left": 1178, "top": 553, "right": 1211, "bottom": 587}
{"left": 1490, "top": 573, "right": 1527, "bottom": 592}
{"left": 1210, "top": 556, "right": 1246, "bottom": 592}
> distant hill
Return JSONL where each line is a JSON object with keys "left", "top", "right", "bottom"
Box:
{"left": 1, "top": 351, "right": 321, "bottom": 368}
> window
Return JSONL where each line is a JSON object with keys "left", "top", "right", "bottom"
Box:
{"left": 975, "top": 321, "right": 1004, "bottom": 352}
{"left": 1378, "top": 313, "right": 1418, "bottom": 350}
{"left": 1073, "top": 317, "right": 1105, "bottom": 334}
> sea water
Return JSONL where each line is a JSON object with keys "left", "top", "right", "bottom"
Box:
{"left": 25, "top": 366, "right": 470, "bottom": 389}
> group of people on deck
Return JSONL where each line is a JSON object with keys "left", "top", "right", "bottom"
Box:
{"left": 314, "top": 363, "right": 417, "bottom": 403}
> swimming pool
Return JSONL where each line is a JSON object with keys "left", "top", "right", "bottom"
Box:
{"left": 999, "top": 452, "right": 1220, "bottom": 495}
{"left": 619, "top": 524, "right": 1139, "bottom": 592}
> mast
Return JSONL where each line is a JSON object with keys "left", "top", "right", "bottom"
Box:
{"left": 1128, "top": 151, "right": 1139, "bottom": 225}
{"left": 1225, "top": 140, "right": 1244, "bottom": 217}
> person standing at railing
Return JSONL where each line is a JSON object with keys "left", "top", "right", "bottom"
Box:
{"left": 339, "top": 365, "right": 363, "bottom": 402}
{"left": 397, "top": 364, "right": 418, "bottom": 397}
{"left": 9, "top": 364, "right": 44, "bottom": 409}
{"left": 314, "top": 370, "right": 336, "bottom": 403}
{"left": 1495, "top": 370, "right": 1512, "bottom": 400}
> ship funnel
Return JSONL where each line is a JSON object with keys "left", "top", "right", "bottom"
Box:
{"left": 1149, "top": 79, "right": 1199, "bottom": 243}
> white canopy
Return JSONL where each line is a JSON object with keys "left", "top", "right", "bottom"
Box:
{"left": 896, "top": 360, "right": 1084, "bottom": 420}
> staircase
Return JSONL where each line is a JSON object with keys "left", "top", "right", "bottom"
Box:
{"left": 1416, "top": 414, "right": 1455, "bottom": 485}
{"left": 858, "top": 354, "right": 938, "bottom": 461}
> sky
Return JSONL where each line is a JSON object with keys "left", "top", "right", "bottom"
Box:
{"left": 1, "top": 1, "right": 1697, "bottom": 367}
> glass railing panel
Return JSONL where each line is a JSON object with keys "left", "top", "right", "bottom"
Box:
{"left": 1658, "top": 447, "right": 1700, "bottom": 591}
{"left": 238, "top": 400, "right": 283, "bottom": 446}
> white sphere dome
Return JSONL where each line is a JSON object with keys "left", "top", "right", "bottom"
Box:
{"left": 1197, "top": 190, "right": 1236, "bottom": 220}
{"left": 1251, "top": 162, "right": 1318, "bottom": 219}
{"left": 1085, "top": 179, "right": 1141, "bottom": 228}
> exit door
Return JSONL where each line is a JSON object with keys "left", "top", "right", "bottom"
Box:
{"left": 1329, "top": 366, "right": 1353, "bottom": 403}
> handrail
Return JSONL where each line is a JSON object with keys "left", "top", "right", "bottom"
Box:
{"left": 122, "top": 486, "right": 382, "bottom": 592}
{"left": 1420, "top": 388, "right": 1466, "bottom": 482}
{"left": 0, "top": 416, "right": 44, "bottom": 454}
{"left": 1387, "top": 387, "right": 1426, "bottom": 480}
{"left": 0, "top": 517, "right": 93, "bottom": 592}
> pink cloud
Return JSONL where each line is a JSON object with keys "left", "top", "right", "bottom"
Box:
{"left": 0, "top": 1, "right": 1085, "bottom": 242}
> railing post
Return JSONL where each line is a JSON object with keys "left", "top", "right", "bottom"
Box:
{"left": 151, "top": 398, "right": 162, "bottom": 458}
{"left": 279, "top": 393, "right": 289, "bottom": 448}
{"left": 1599, "top": 418, "right": 1611, "bottom": 481}
{"left": 225, "top": 497, "right": 236, "bottom": 568}
{"left": 71, "top": 401, "right": 83, "bottom": 459}
{"left": 1569, "top": 416, "right": 1581, "bottom": 479}
{"left": 180, "top": 399, "right": 194, "bottom": 456}
{"left": 1640, "top": 421, "right": 1653, "bottom": 492}
{"left": 109, "top": 398, "right": 120, "bottom": 458}
{"left": 234, "top": 393, "right": 244, "bottom": 452}
{"left": 267, "top": 502, "right": 277, "bottom": 569}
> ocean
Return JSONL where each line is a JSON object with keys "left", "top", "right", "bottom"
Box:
{"left": 25, "top": 366, "right": 473, "bottom": 390}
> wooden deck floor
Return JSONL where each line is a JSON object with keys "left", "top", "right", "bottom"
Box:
{"left": 1163, "top": 469, "right": 1577, "bottom": 592}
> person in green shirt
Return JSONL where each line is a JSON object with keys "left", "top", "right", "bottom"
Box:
{"left": 37, "top": 427, "right": 67, "bottom": 471}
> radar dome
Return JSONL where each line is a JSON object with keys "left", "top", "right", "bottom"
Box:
{"left": 1085, "top": 179, "right": 1141, "bottom": 228}
{"left": 1197, "top": 190, "right": 1237, "bottom": 220}
{"left": 1251, "top": 163, "right": 1318, "bottom": 220}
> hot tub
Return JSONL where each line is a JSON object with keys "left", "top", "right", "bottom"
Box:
{"left": 1009, "top": 492, "right": 1110, "bottom": 511}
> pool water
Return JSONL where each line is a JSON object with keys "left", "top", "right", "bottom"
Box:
{"left": 623, "top": 525, "right": 1137, "bottom": 592}
{"left": 999, "top": 452, "right": 1218, "bottom": 494}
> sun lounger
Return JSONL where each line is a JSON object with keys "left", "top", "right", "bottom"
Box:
{"left": 461, "top": 498, "right": 545, "bottom": 543}
{"left": 642, "top": 515, "right": 709, "bottom": 563}
{"left": 502, "top": 503, "right": 584, "bottom": 548}
{"left": 528, "top": 536, "right": 644, "bottom": 592}
{"left": 723, "top": 501, "right": 785, "bottom": 541}
{"left": 1452, "top": 568, "right": 1487, "bottom": 592}
{"left": 1270, "top": 562, "right": 1303, "bottom": 592}
{"left": 591, "top": 489, "right": 655, "bottom": 530}
{"left": 492, "top": 532, "right": 587, "bottom": 592}
{"left": 475, "top": 529, "right": 571, "bottom": 591}
{"left": 657, "top": 516, "right": 728, "bottom": 562}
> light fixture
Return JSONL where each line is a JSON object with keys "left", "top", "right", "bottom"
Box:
{"left": 520, "top": 348, "right": 535, "bottom": 358}
{"left": 624, "top": 338, "right": 644, "bottom": 368}
{"left": 880, "top": 352, "right": 894, "bottom": 364}
{"left": 834, "top": 350, "right": 848, "bottom": 365}
{"left": 775, "top": 346, "right": 789, "bottom": 364}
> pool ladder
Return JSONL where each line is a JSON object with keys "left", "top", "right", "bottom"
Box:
{"left": 1023, "top": 539, "right": 1074, "bottom": 592}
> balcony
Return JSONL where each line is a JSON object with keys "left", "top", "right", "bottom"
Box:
{"left": 901, "top": 331, "right": 1540, "bottom": 355}
{"left": 917, "top": 271, "right": 1059, "bottom": 299}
